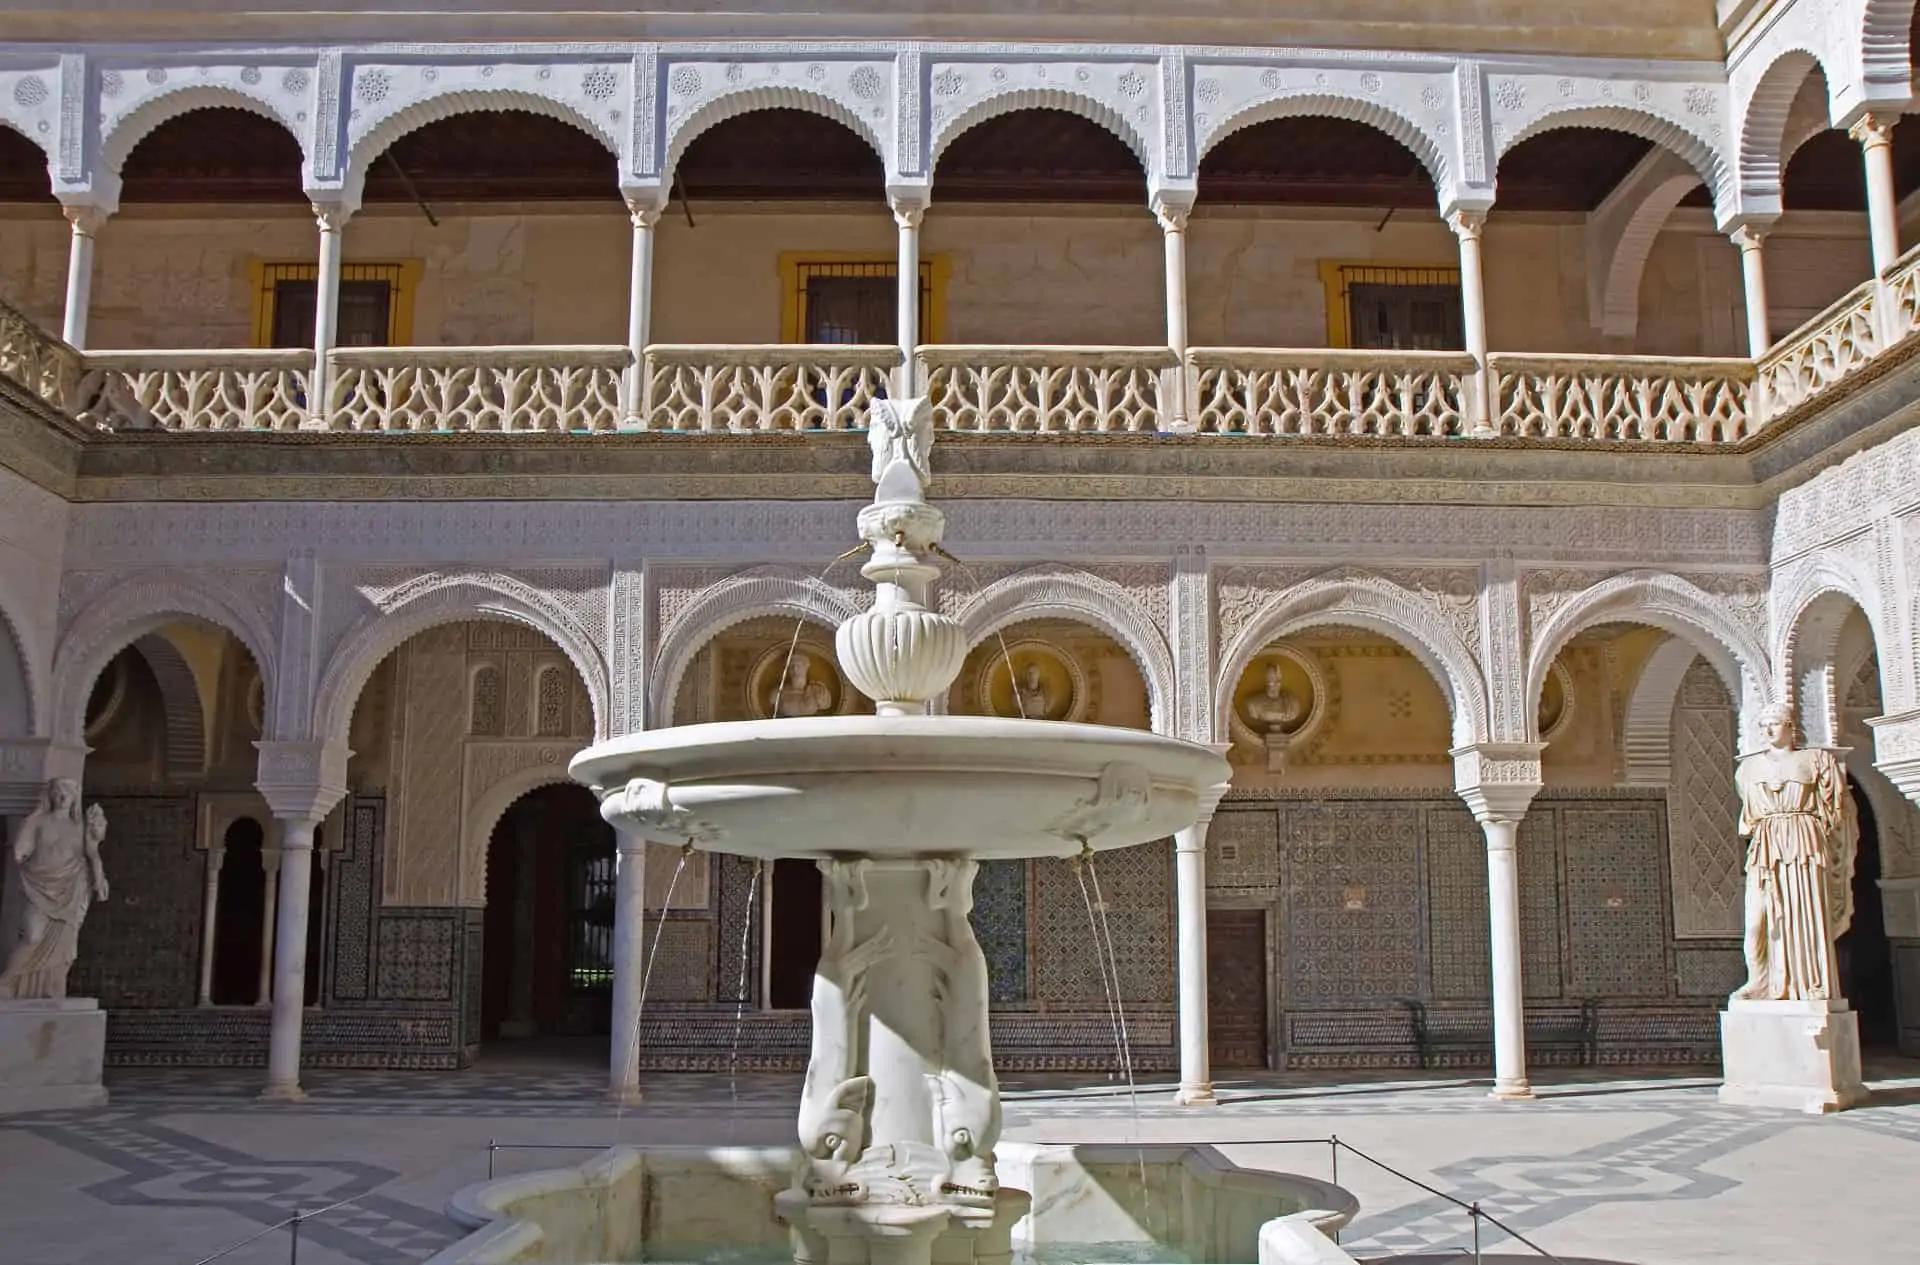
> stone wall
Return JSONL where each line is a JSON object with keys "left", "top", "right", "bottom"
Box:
{"left": 0, "top": 203, "right": 1870, "bottom": 358}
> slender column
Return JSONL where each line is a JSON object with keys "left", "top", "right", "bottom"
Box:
{"left": 261, "top": 816, "right": 319, "bottom": 1100}
{"left": 607, "top": 831, "right": 648, "bottom": 1105}
{"left": 891, "top": 195, "right": 925, "bottom": 394}
{"left": 1480, "top": 815, "right": 1532, "bottom": 1099}
{"left": 60, "top": 206, "right": 108, "bottom": 349}
{"left": 1850, "top": 114, "right": 1901, "bottom": 276}
{"left": 1448, "top": 209, "right": 1493, "bottom": 435}
{"left": 197, "top": 844, "right": 225, "bottom": 1006}
{"left": 1731, "top": 224, "right": 1773, "bottom": 356}
{"left": 1154, "top": 194, "right": 1193, "bottom": 430}
{"left": 307, "top": 202, "right": 350, "bottom": 428}
{"left": 1173, "top": 817, "right": 1214, "bottom": 1105}
{"left": 254, "top": 843, "right": 281, "bottom": 1006}
{"left": 623, "top": 199, "right": 660, "bottom": 426}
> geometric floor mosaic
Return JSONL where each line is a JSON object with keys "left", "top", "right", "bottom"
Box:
{"left": 3, "top": 1056, "right": 1918, "bottom": 1263}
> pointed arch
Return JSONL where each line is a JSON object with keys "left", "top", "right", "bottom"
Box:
{"left": 1215, "top": 571, "right": 1488, "bottom": 748}
{"left": 1196, "top": 92, "right": 1450, "bottom": 196}
{"left": 51, "top": 570, "right": 277, "bottom": 750}
{"left": 1526, "top": 571, "right": 1770, "bottom": 749}
{"left": 100, "top": 84, "right": 307, "bottom": 176}
{"left": 1777, "top": 564, "right": 1887, "bottom": 749}
{"left": 129, "top": 631, "right": 209, "bottom": 782}
{"left": 313, "top": 575, "right": 609, "bottom": 748}
{"left": 929, "top": 86, "right": 1150, "bottom": 178}
{"left": 0, "top": 117, "right": 54, "bottom": 168}
{"left": 663, "top": 85, "right": 887, "bottom": 186}
{"left": 648, "top": 568, "right": 864, "bottom": 729}
{"left": 952, "top": 566, "right": 1175, "bottom": 735}
{"left": 344, "top": 87, "right": 619, "bottom": 205}
{"left": 1497, "top": 106, "right": 1729, "bottom": 210}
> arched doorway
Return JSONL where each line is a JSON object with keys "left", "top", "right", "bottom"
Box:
{"left": 481, "top": 783, "right": 615, "bottom": 1044}
{"left": 1841, "top": 783, "right": 1897, "bottom": 1047}
{"left": 210, "top": 817, "right": 266, "bottom": 1004}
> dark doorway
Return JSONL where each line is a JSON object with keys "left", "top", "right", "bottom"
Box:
{"left": 767, "top": 858, "right": 824, "bottom": 1009}
{"left": 1206, "top": 907, "right": 1270, "bottom": 1069}
{"left": 1839, "top": 781, "right": 1896, "bottom": 1047}
{"left": 304, "top": 829, "right": 327, "bottom": 1006}
{"left": 210, "top": 818, "right": 265, "bottom": 1005}
{"left": 481, "top": 784, "right": 614, "bottom": 1041}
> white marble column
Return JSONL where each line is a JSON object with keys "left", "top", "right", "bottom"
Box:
{"left": 1850, "top": 114, "right": 1902, "bottom": 275}
{"left": 1731, "top": 224, "right": 1773, "bottom": 356}
{"left": 254, "top": 843, "right": 280, "bottom": 1007}
{"left": 1173, "top": 816, "right": 1214, "bottom": 1105}
{"left": 306, "top": 201, "right": 351, "bottom": 428}
{"left": 1448, "top": 209, "right": 1493, "bottom": 435}
{"left": 891, "top": 194, "right": 926, "bottom": 395}
{"left": 607, "top": 831, "right": 648, "bottom": 1105}
{"left": 261, "top": 816, "right": 319, "bottom": 1100}
{"left": 60, "top": 205, "right": 108, "bottom": 349}
{"left": 197, "top": 844, "right": 225, "bottom": 1006}
{"left": 623, "top": 198, "right": 660, "bottom": 426}
{"left": 1153, "top": 193, "right": 1193, "bottom": 429}
{"left": 1453, "top": 743, "right": 1543, "bottom": 1101}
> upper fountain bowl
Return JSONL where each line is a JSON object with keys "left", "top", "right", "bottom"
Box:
{"left": 571, "top": 714, "right": 1229, "bottom": 862}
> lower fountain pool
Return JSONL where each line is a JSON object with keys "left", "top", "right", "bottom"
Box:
{"left": 427, "top": 1142, "right": 1358, "bottom": 1265}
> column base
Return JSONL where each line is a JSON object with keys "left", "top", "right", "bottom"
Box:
{"left": 605, "top": 1085, "right": 644, "bottom": 1108}
{"left": 1719, "top": 999, "right": 1868, "bottom": 1114}
{"left": 0, "top": 999, "right": 108, "bottom": 1115}
{"left": 1488, "top": 1080, "right": 1535, "bottom": 1102}
{"left": 1173, "top": 1084, "right": 1217, "bottom": 1107}
{"left": 258, "top": 1080, "right": 308, "bottom": 1104}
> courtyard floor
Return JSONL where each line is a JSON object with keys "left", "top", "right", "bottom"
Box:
{"left": 2, "top": 1053, "right": 1917, "bottom": 1265}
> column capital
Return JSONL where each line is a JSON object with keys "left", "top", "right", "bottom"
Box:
{"left": 889, "top": 193, "right": 928, "bottom": 230}
{"left": 625, "top": 200, "right": 664, "bottom": 230}
{"left": 1849, "top": 112, "right": 1898, "bottom": 150}
{"left": 1445, "top": 207, "right": 1488, "bottom": 241}
{"left": 59, "top": 201, "right": 111, "bottom": 236}
{"left": 253, "top": 740, "right": 350, "bottom": 823}
{"left": 1151, "top": 191, "right": 1194, "bottom": 234}
{"left": 1867, "top": 709, "right": 1920, "bottom": 807}
{"left": 1727, "top": 219, "right": 1774, "bottom": 252}
{"left": 1450, "top": 742, "right": 1544, "bottom": 822}
{"left": 310, "top": 199, "right": 354, "bottom": 232}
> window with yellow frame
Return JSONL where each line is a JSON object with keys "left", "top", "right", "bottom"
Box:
{"left": 248, "top": 259, "right": 422, "bottom": 348}
{"left": 778, "top": 253, "right": 949, "bottom": 344}
{"left": 1317, "top": 260, "right": 1463, "bottom": 351}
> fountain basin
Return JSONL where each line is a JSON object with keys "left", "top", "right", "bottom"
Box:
{"left": 425, "top": 1143, "right": 1360, "bottom": 1265}
{"left": 570, "top": 716, "right": 1229, "bottom": 861}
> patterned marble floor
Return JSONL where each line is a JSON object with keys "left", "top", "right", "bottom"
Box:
{"left": 3, "top": 1055, "right": 1918, "bottom": 1265}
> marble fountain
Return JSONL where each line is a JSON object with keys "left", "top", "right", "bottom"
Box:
{"left": 426, "top": 399, "right": 1361, "bottom": 1265}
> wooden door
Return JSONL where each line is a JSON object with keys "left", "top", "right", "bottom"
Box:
{"left": 1206, "top": 908, "right": 1270, "bottom": 1069}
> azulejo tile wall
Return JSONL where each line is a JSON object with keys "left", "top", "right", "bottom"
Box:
{"left": 1210, "top": 792, "right": 1721, "bottom": 1068}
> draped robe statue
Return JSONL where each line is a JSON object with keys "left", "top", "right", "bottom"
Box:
{"left": 1732, "top": 706, "right": 1857, "bottom": 1003}
{"left": 1, "top": 779, "right": 109, "bottom": 1001}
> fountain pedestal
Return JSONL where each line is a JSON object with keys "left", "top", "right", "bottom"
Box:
{"left": 575, "top": 397, "right": 1231, "bottom": 1265}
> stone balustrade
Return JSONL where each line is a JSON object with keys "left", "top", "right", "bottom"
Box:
{"left": 329, "top": 345, "right": 628, "bottom": 432}
{"left": 9, "top": 277, "right": 1920, "bottom": 441}
{"left": 920, "top": 344, "right": 1176, "bottom": 433}
{"left": 1490, "top": 353, "right": 1755, "bottom": 442}
{"left": 1189, "top": 347, "right": 1474, "bottom": 437}
{"left": 0, "top": 299, "right": 81, "bottom": 415}
{"left": 639, "top": 343, "right": 900, "bottom": 432}
{"left": 73, "top": 349, "right": 312, "bottom": 431}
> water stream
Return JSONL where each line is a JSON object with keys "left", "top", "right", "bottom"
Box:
{"left": 1071, "top": 848, "right": 1152, "bottom": 1219}
{"left": 727, "top": 857, "right": 766, "bottom": 1129}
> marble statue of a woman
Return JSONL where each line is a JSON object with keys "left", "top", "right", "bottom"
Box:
{"left": 0, "top": 779, "right": 109, "bottom": 1001}
{"left": 1732, "top": 704, "right": 1857, "bottom": 1003}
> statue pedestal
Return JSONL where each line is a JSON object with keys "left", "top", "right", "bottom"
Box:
{"left": 1718, "top": 999, "right": 1867, "bottom": 1115}
{"left": 0, "top": 998, "right": 108, "bottom": 1114}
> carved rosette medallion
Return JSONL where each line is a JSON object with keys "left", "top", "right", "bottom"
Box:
{"left": 1538, "top": 659, "right": 1575, "bottom": 741}
{"left": 974, "top": 640, "right": 1087, "bottom": 723}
